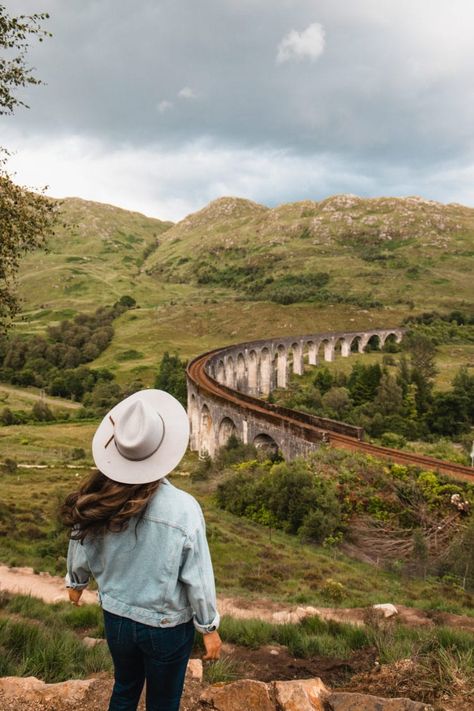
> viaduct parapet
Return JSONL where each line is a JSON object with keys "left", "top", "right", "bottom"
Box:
{"left": 187, "top": 328, "right": 403, "bottom": 460}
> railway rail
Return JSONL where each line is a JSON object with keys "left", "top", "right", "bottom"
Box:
{"left": 187, "top": 350, "right": 474, "bottom": 484}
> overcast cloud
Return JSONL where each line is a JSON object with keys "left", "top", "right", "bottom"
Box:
{"left": 2, "top": 0, "right": 474, "bottom": 220}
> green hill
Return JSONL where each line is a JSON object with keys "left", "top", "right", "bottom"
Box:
{"left": 145, "top": 194, "right": 473, "bottom": 310}
{"left": 12, "top": 193, "right": 474, "bottom": 383}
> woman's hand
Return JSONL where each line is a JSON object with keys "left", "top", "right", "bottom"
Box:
{"left": 68, "top": 588, "right": 83, "bottom": 606}
{"left": 202, "top": 630, "right": 222, "bottom": 660}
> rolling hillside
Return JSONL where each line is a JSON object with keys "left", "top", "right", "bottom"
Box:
{"left": 12, "top": 193, "right": 474, "bottom": 383}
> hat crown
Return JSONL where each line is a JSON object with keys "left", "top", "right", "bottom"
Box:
{"left": 114, "top": 400, "right": 164, "bottom": 462}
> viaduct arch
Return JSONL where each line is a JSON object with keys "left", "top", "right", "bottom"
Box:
{"left": 186, "top": 328, "right": 474, "bottom": 482}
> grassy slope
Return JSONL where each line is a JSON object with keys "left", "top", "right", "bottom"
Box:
{"left": 0, "top": 383, "right": 82, "bottom": 411}
{"left": 145, "top": 194, "right": 474, "bottom": 312}
{"left": 11, "top": 193, "right": 474, "bottom": 385}
{"left": 0, "top": 422, "right": 472, "bottom": 616}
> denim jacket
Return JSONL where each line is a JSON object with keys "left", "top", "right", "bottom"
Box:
{"left": 65, "top": 479, "right": 220, "bottom": 634}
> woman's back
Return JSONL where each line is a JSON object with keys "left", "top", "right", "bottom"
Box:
{"left": 68, "top": 479, "right": 218, "bottom": 632}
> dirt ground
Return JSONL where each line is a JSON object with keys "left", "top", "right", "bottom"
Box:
{"left": 2, "top": 565, "right": 474, "bottom": 633}
{"left": 1, "top": 565, "right": 473, "bottom": 711}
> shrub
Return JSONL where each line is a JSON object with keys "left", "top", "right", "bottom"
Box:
{"left": 32, "top": 400, "right": 54, "bottom": 422}
{"left": 2, "top": 458, "right": 17, "bottom": 473}
{"left": 217, "top": 458, "right": 343, "bottom": 543}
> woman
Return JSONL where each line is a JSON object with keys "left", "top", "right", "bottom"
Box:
{"left": 62, "top": 389, "right": 221, "bottom": 711}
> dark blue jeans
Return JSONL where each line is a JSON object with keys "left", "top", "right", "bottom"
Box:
{"left": 103, "top": 610, "right": 195, "bottom": 711}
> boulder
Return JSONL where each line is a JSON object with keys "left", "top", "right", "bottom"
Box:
{"left": 0, "top": 676, "right": 97, "bottom": 705}
{"left": 200, "top": 679, "right": 275, "bottom": 711}
{"left": 327, "top": 691, "right": 433, "bottom": 711}
{"left": 273, "top": 678, "right": 328, "bottom": 711}
{"left": 372, "top": 604, "right": 399, "bottom": 618}
{"left": 187, "top": 658, "right": 203, "bottom": 682}
{"left": 82, "top": 636, "right": 105, "bottom": 648}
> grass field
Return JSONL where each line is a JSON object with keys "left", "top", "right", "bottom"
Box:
{"left": 0, "top": 423, "right": 473, "bottom": 617}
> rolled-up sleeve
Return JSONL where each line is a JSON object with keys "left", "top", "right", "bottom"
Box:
{"left": 65, "top": 538, "right": 91, "bottom": 590}
{"left": 179, "top": 513, "right": 220, "bottom": 634}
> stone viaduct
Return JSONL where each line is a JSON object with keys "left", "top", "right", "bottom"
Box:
{"left": 187, "top": 327, "right": 404, "bottom": 460}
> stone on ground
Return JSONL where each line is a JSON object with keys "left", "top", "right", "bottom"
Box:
{"left": 273, "top": 678, "right": 328, "bottom": 710}
{"left": 0, "top": 677, "right": 98, "bottom": 709}
{"left": 199, "top": 679, "right": 275, "bottom": 711}
{"left": 372, "top": 603, "right": 399, "bottom": 618}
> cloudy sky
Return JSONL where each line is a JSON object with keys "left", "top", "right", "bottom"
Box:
{"left": 3, "top": 0, "right": 474, "bottom": 220}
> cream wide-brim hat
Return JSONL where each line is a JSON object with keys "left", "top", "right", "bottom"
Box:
{"left": 92, "top": 389, "right": 190, "bottom": 484}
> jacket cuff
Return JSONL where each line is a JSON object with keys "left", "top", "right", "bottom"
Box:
{"left": 193, "top": 611, "right": 220, "bottom": 634}
{"left": 65, "top": 574, "right": 89, "bottom": 590}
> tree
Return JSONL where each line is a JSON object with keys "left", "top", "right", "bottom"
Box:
{"left": 1, "top": 5, "right": 55, "bottom": 329}
{"left": 155, "top": 352, "right": 187, "bottom": 406}
{"left": 373, "top": 372, "right": 404, "bottom": 416}
{"left": 347, "top": 363, "right": 382, "bottom": 405}
{"left": 404, "top": 332, "right": 437, "bottom": 383}
{"left": 321, "top": 386, "right": 352, "bottom": 419}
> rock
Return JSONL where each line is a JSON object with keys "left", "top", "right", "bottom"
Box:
{"left": 0, "top": 676, "right": 97, "bottom": 705}
{"left": 327, "top": 691, "right": 433, "bottom": 711}
{"left": 187, "top": 658, "right": 203, "bottom": 682}
{"left": 372, "top": 603, "right": 398, "bottom": 618}
{"left": 200, "top": 679, "right": 275, "bottom": 711}
{"left": 82, "top": 636, "right": 105, "bottom": 648}
{"left": 273, "top": 678, "right": 328, "bottom": 711}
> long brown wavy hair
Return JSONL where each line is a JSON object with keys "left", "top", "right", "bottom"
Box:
{"left": 61, "top": 470, "right": 161, "bottom": 542}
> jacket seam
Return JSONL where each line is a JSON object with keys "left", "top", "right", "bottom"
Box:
{"left": 142, "top": 515, "right": 193, "bottom": 537}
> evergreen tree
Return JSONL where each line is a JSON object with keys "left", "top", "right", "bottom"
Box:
{"left": 155, "top": 352, "right": 187, "bottom": 406}
{"left": 347, "top": 363, "right": 382, "bottom": 405}
{"left": 373, "top": 372, "right": 404, "bottom": 416}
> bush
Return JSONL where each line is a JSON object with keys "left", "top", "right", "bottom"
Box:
{"left": 70, "top": 447, "right": 86, "bottom": 460}
{"left": 217, "top": 458, "right": 343, "bottom": 543}
{"left": 2, "top": 458, "right": 17, "bottom": 473}
{"left": 32, "top": 400, "right": 54, "bottom": 422}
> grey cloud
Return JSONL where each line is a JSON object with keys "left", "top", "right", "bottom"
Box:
{"left": 3, "top": 0, "right": 474, "bottom": 212}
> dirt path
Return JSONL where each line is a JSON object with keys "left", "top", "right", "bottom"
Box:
{"left": 2, "top": 565, "right": 474, "bottom": 634}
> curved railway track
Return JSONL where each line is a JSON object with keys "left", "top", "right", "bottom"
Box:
{"left": 188, "top": 350, "right": 474, "bottom": 484}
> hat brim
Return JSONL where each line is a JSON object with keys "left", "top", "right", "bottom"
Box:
{"left": 92, "top": 390, "right": 190, "bottom": 484}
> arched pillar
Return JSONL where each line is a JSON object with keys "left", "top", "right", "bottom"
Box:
{"left": 291, "top": 342, "right": 304, "bottom": 375}
{"left": 276, "top": 346, "right": 288, "bottom": 388}
{"left": 188, "top": 393, "right": 200, "bottom": 450}
{"left": 216, "top": 360, "right": 225, "bottom": 384}
{"left": 323, "top": 339, "right": 335, "bottom": 362}
{"left": 259, "top": 347, "right": 272, "bottom": 395}
{"left": 247, "top": 350, "right": 258, "bottom": 394}
{"left": 236, "top": 353, "right": 246, "bottom": 391}
{"left": 307, "top": 341, "right": 318, "bottom": 366}
{"left": 358, "top": 334, "right": 370, "bottom": 353}
{"left": 200, "top": 404, "right": 215, "bottom": 458}
{"left": 225, "top": 356, "right": 235, "bottom": 388}
{"left": 341, "top": 339, "right": 351, "bottom": 357}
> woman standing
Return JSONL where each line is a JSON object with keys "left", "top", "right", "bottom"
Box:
{"left": 62, "top": 389, "right": 221, "bottom": 711}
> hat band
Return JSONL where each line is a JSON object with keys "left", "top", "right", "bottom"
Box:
{"left": 114, "top": 414, "right": 166, "bottom": 462}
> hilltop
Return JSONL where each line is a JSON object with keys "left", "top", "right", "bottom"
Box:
{"left": 145, "top": 193, "right": 473, "bottom": 310}
{"left": 12, "top": 193, "right": 474, "bottom": 382}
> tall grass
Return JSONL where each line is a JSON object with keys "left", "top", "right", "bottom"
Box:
{"left": 219, "top": 615, "right": 370, "bottom": 659}
{"left": 0, "top": 617, "right": 112, "bottom": 681}
{"left": 220, "top": 612, "right": 474, "bottom": 664}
